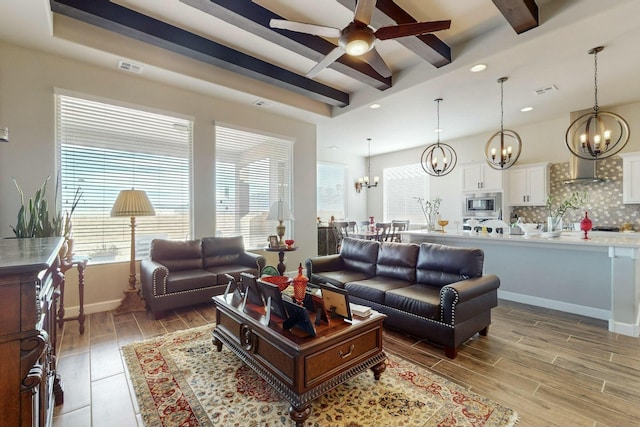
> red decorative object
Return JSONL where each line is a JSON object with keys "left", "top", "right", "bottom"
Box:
{"left": 369, "top": 216, "right": 375, "bottom": 232}
{"left": 285, "top": 239, "right": 295, "bottom": 249}
{"left": 260, "top": 275, "right": 292, "bottom": 292}
{"left": 292, "top": 263, "right": 308, "bottom": 304}
{"left": 580, "top": 211, "right": 592, "bottom": 239}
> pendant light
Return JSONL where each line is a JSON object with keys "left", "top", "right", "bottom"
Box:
{"left": 485, "top": 77, "right": 522, "bottom": 170}
{"left": 420, "top": 98, "right": 457, "bottom": 177}
{"left": 355, "top": 138, "right": 378, "bottom": 192}
{"left": 565, "top": 46, "right": 629, "bottom": 160}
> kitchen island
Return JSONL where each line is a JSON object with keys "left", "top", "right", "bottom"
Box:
{"left": 402, "top": 230, "right": 640, "bottom": 337}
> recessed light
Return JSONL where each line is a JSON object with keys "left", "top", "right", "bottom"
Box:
{"left": 434, "top": 128, "right": 443, "bottom": 133}
{"left": 521, "top": 106, "right": 534, "bottom": 112}
{"left": 470, "top": 64, "right": 487, "bottom": 73}
{"left": 369, "top": 103, "right": 381, "bottom": 109}
{"left": 329, "top": 145, "right": 339, "bottom": 150}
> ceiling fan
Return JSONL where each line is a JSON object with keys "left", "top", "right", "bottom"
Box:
{"left": 269, "top": 0, "right": 450, "bottom": 78}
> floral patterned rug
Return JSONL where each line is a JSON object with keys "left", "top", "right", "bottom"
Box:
{"left": 122, "top": 325, "right": 518, "bottom": 427}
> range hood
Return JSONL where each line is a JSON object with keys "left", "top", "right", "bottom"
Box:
{"left": 563, "top": 155, "right": 604, "bottom": 184}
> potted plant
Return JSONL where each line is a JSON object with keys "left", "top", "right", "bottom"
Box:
{"left": 10, "top": 176, "right": 62, "bottom": 238}
{"left": 415, "top": 196, "right": 442, "bottom": 232}
{"left": 545, "top": 191, "right": 588, "bottom": 232}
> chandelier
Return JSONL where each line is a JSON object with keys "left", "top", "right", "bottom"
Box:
{"left": 355, "top": 138, "right": 378, "bottom": 193}
{"left": 420, "top": 98, "right": 457, "bottom": 177}
{"left": 565, "top": 46, "right": 629, "bottom": 160}
{"left": 484, "top": 77, "right": 522, "bottom": 170}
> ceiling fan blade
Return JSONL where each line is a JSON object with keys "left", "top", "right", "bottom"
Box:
{"left": 353, "top": 0, "right": 376, "bottom": 25}
{"left": 306, "top": 47, "right": 345, "bottom": 78}
{"left": 360, "top": 48, "right": 392, "bottom": 78}
{"left": 269, "top": 19, "right": 341, "bottom": 38}
{"left": 375, "top": 20, "right": 451, "bottom": 40}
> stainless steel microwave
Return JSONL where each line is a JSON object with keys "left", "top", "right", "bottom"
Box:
{"left": 463, "top": 192, "right": 502, "bottom": 218}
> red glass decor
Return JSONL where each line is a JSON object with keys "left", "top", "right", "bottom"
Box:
{"left": 260, "top": 275, "right": 291, "bottom": 292}
{"left": 285, "top": 239, "right": 295, "bottom": 249}
{"left": 292, "top": 263, "right": 308, "bottom": 304}
{"left": 580, "top": 211, "right": 592, "bottom": 239}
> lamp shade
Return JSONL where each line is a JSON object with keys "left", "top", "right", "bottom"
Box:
{"left": 266, "top": 200, "right": 294, "bottom": 221}
{"left": 111, "top": 189, "right": 156, "bottom": 217}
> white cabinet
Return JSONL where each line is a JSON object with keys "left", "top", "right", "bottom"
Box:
{"left": 461, "top": 162, "right": 503, "bottom": 192}
{"left": 622, "top": 152, "right": 640, "bottom": 204}
{"left": 507, "top": 163, "right": 549, "bottom": 206}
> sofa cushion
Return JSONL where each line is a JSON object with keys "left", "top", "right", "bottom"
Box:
{"left": 205, "top": 264, "right": 258, "bottom": 284}
{"left": 416, "top": 243, "right": 484, "bottom": 287}
{"left": 345, "top": 277, "right": 411, "bottom": 304}
{"left": 384, "top": 284, "right": 441, "bottom": 320}
{"left": 312, "top": 270, "right": 372, "bottom": 289}
{"left": 165, "top": 269, "right": 217, "bottom": 293}
{"left": 339, "top": 237, "right": 380, "bottom": 276}
{"left": 376, "top": 241, "right": 419, "bottom": 282}
{"left": 150, "top": 239, "right": 203, "bottom": 271}
{"left": 202, "top": 236, "right": 245, "bottom": 268}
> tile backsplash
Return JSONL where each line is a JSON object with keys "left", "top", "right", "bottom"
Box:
{"left": 511, "top": 156, "right": 639, "bottom": 230}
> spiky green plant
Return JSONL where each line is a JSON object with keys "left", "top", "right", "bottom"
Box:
{"left": 10, "top": 176, "right": 63, "bottom": 238}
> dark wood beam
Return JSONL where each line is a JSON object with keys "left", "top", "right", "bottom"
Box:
{"left": 336, "top": 0, "right": 451, "bottom": 68}
{"left": 492, "top": 0, "right": 539, "bottom": 34}
{"left": 181, "top": 0, "right": 391, "bottom": 90}
{"left": 49, "top": 0, "right": 349, "bottom": 107}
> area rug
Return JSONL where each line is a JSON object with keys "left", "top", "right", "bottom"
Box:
{"left": 122, "top": 325, "right": 518, "bottom": 427}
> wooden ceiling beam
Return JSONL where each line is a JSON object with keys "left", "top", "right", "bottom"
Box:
{"left": 181, "top": 0, "right": 392, "bottom": 90}
{"left": 336, "top": 0, "right": 451, "bottom": 68}
{"left": 49, "top": 0, "right": 350, "bottom": 107}
{"left": 492, "top": 0, "right": 539, "bottom": 34}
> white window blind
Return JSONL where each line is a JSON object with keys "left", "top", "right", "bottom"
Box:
{"left": 383, "top": 163, "right": 428, "bottom": 224}
{"left": 317, "top": 162, "right": 346, "bottom": 221}
{"left": 215, "top": 125, "right": 293, "bottom": 248}
{"left": 56, "top": 94, "right": 193, "bottom": 263}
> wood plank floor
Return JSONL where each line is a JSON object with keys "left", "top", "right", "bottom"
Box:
{"left": 52, "top": 300, "right": 640, "bottom": 427}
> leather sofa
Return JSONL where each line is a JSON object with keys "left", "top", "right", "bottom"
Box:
{"left": 305, "top": 237, "right": 500, "bottom": 358}
{"left": 140, "top": 236, "right": 266, "bottom": 318}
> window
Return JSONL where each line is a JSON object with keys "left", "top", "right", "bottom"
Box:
{"left": 317, "top": 162, "right": 346, "bottom": 221}
{"left": 56, "top": 93, "right": 193, "bottom": 263}
{"left": 215, "top": 125, "right": 293, "bottom": 248}
{"left": 383, "top": 163, "right": 428, "bottom": 224}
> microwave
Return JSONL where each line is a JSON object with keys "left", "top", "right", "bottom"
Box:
{"left": 463, "top": 192, "right": 502, "bottom": 218}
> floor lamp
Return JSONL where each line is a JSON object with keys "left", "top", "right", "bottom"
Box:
{"left": 111, "top": 188, "right": 155, "bottom": 313}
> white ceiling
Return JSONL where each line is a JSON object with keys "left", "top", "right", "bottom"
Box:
{"left": 1, "top": 0, "right": 639, "bottom": 158}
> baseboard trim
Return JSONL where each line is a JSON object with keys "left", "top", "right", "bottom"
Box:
{"left": 498, "top": 290, "right": 611, "bottom": 321}
{"left": 608, "top": 310, "right": 640, "bottom": 337}
{"left": 61, "top": 299, "right": 123, "bottom": 318}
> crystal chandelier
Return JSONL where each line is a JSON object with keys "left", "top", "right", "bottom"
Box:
{"left": 484, "top": 77, "right": 522, "bottom": 170}
{"left": 420, "top": 98, "right": 457, "bottom": 177}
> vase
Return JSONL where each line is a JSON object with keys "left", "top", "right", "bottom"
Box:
{"left": 547, "top": 216, "right": 563, "bottom": 232}
{"left": 292, "top": 263, "right": 308, "bottom": 304}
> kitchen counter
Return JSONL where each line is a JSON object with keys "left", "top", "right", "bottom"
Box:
{"left": 402, "top": 230, "right": 640, "bottom": 337}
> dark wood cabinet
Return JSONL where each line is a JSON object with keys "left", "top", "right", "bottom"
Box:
{"left": 0, "top": 238, "right": 64, "bottom": 427}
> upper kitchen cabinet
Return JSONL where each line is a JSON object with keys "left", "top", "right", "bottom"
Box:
{"left": 622, "top": 152, "right": 640, "bottom": 204}
{"left": 507, "top": 163, "right": 549, "bottom": 206}
{"left": 461, "top": 162, "right": 504, "bottom": 192}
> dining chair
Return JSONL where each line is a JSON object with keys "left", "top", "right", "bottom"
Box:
{"left": 357, "top": 220, "right": 371, "bottom": 233}
{"left": 332, "top": 221, "right": 350, "bottom": 252}
{"left": 390, "top": 220, "right": 410, "bottom": 242}
{"left": 347, "top": 221, "right": 357, "bottom": 234}
{"left": 375, "top": 222, "right": 392, "bottom": 242}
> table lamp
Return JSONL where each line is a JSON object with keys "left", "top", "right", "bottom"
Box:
{"left": 111, "top": 188, "right": 155, "bottom": 313}
{"left": 267, "top": 200, "right": 294, "bottom": 247}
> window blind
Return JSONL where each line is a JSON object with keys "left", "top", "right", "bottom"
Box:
{"left": 383, "top": 163, "right": 429, "bottom": 224}
{"left": 317, "top": 162, "right": 346, "bottom": 221}
{"left": 56, "top": 94, "right": 193, "bottom": 263}
{"left": 215, "top": 125, "right": 293, "bottom": 249}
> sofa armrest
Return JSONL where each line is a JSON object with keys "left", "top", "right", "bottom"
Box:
{"left": 238, "top": 251, "right": 266, "bottom": 272}
{"left": 439, "top": 274, "right": 500, "bottom": 324}
{"left": 140, "top": 259, "right": 170, "bottom": 296}
{"left": 305, "top": 255, "right": 344, "bottom": 277}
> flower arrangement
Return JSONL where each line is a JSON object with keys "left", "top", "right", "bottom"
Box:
{"left": 545, "top": 191, "right": 588, "bottom": 231}
{"left": 415, "top": 196, "right": 442, "bottom": 230}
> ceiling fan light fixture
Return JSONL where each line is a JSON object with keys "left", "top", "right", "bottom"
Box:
{"left": 339, "top": 25, "right": 375, "bottom": 56}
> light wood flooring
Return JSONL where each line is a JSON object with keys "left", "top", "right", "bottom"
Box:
{"left": 53, "top": 300, "right": 640, "bottom": 427}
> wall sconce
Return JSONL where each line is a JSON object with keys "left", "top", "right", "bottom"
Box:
{"left": 355, "top": 181, "right": 363, "bottom": 193}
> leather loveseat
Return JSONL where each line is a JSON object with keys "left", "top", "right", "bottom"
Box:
{"left": 305, "top": 237, "right": 500, "bottom": 358}
{"left": 140, "top": 236, "right": 265, "bottom": 318}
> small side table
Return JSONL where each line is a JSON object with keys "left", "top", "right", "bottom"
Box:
{"left": 58, "top": 255, "right": 90, "bottom": 334}
{"left": 264, "top": 246, "right": 297, "bottom": 276}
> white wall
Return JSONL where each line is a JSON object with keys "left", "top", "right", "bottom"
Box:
{"left": 0, "top": 41, "right": 317, "bottom": 311}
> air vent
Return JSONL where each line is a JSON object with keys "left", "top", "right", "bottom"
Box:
{"left": 118, "top": 60, "right": 143, "bottom": 74}
{"left": 534, "top": 85, "right": 558, "bottom": 95}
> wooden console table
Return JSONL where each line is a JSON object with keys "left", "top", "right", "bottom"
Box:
{"left": 0, "top": 237, "right": 64, "bottom": 427}
{"left": 58, "top": 255, "right": 90, "bottom": 334}
{"left": 212, "top": 293, "right": 386, "bottom": 426}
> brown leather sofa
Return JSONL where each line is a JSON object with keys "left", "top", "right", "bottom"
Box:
{"left": 140, "top": 236, "right": 265, "bottom": 318}
{"left": 305, "top": 237, "right": 500, "bottom": 358}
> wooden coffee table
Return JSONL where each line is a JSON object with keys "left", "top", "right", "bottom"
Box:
{"left": 212, "top": 294, "right": 387, "bottom": 426}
